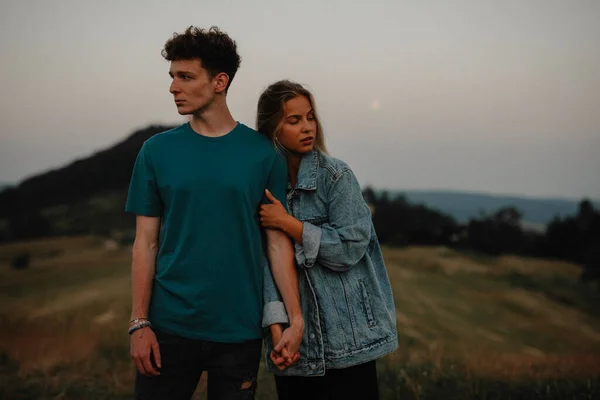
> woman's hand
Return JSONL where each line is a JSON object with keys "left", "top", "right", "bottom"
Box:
{"left": 260, "top": 189, "right": 290, "bottom": 230}
{"left": 260, "top": 189, "right": 305, "bottom": 244}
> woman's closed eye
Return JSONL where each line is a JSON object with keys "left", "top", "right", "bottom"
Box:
{"left": 287, "top": 115, "right": 314, "bottom": 125}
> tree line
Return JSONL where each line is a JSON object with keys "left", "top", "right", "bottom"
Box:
{"left": 364, "top": 188, "right": 600, "bottom": 281}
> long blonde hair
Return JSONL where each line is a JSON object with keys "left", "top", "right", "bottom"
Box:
{"left": 256, "top": 80, "right": 328, "bottom": 154}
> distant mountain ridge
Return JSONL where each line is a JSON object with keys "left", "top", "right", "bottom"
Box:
{"left": 390, "top": 190, "right": 599, "bottom": 225}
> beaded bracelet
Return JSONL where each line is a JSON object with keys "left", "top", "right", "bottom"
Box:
{"left": 128, "top": 319, "right": 152, "bottom": 335}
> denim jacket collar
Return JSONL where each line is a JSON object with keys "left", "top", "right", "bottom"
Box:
{"left": 293, "top": 150, "right": 319, "bottom": 191}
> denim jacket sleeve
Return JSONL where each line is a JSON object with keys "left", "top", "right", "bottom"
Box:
{"left": 295, "top": 169, "right": 372, "bottom": 272}
{"left": 262, "top": 255, "right": 289, "bottom": 327}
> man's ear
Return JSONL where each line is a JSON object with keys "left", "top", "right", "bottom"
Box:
{"left": 214, "top": 72, "right": 230, "bottom": 94}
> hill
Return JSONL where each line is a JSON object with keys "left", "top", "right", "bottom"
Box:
{"left": 0, "top": 124, "right": 175, "bottom": 218}
{"left": 0, "top": 125, "right": 175, "bottom": 241}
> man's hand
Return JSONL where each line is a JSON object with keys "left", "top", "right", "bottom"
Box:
{"left": 270, "top": 323, "right": 300, "bottom": 370}
{"left": 130, "top": 326, "right": 161, "bottom": 376}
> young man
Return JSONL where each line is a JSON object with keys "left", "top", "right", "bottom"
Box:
{"left": 125, "top": 26, "right": 304, "bottom": 400}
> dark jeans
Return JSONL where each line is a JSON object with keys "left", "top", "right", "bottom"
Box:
{"left": 134, "top": 329, "right": 262, "bottom": 400}
{"left": 274, "top": 360, "right": 379, "bottom": 400}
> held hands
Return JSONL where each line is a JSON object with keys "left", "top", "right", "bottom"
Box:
{"left": 260, "top": 189, "right": 289, "bottom": 230}
{"left": 269, "top": 320, "right": 304, "bottom": 370}
{"left": 275, "top": 318, "right": 304, "bottom": 360}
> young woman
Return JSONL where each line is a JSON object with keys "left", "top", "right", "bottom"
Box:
{"left": 257, "top": 80, "right": 398, "bottom": 399}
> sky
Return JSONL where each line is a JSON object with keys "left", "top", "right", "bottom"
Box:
{"left": 1, "top": 0, "right": 599, "bottom": 199}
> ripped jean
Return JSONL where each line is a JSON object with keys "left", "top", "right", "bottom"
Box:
{"left": 134, "top": 330, "right": 262, "bottom": 400}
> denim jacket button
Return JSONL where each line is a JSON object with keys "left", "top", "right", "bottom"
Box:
{"left": 310, "top": 364, "right": 316, "bottom": 370}
{"left": 310, "top": 333, "right": 315, "bottom": 339}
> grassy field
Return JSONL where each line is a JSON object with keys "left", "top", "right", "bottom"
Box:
{"left": 1, "top": 236, "right": 599, "bottom": 399}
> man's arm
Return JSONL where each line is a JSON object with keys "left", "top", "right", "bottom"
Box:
{"left": 264, "top": 228, "right": 304, "bottom": 359}
{"left": 130, "top": 215, "right": 161, "bottom": 376}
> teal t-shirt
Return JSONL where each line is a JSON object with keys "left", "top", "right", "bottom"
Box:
{"left": 125, "top": 122, "right": 287, "bottom": 343}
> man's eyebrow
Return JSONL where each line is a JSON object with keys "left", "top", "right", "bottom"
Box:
{"left": 168, "top": 70, "right": 197, "bottom": 77}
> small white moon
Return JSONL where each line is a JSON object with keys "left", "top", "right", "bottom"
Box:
{"left": 369, "top": 98, "right": 382, "bottom": 111}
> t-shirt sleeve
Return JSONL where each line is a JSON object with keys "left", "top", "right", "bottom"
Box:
{"left": 125, "top": 142, "right": 163, "bottom": 217}
{"left": 263, "top": 152, "right": 288, "bottom": 211}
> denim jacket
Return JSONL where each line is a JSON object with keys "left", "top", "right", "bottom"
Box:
{"left": 263, "top": 150, "right": 398, "bottom": 376}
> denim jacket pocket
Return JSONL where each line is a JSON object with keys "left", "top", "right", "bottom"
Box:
{"left": 359, "top": 279, "right": 377, "bottom": 329}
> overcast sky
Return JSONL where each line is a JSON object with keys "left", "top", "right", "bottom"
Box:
{"left": 1, "top": 0, "right": 599, "bottom": 199}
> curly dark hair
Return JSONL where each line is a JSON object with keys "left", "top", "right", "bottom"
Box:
{"left": 162, "top": 26, "right": 241, "bottom": 91}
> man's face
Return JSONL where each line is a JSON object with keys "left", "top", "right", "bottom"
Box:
{"left": 168, "top": 59, "right": 216, "bottom": 115}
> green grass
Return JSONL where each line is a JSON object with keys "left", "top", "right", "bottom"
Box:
{"left": 0, "top": 238, "right": 599, "bottom": 399}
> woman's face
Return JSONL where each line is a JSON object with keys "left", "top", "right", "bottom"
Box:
{"left": 277, "top": 95, "right": 317, "bottom": 155}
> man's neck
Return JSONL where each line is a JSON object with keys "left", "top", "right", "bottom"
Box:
{"left": 189, "top": 100, "right": 237, "bottom": 137}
